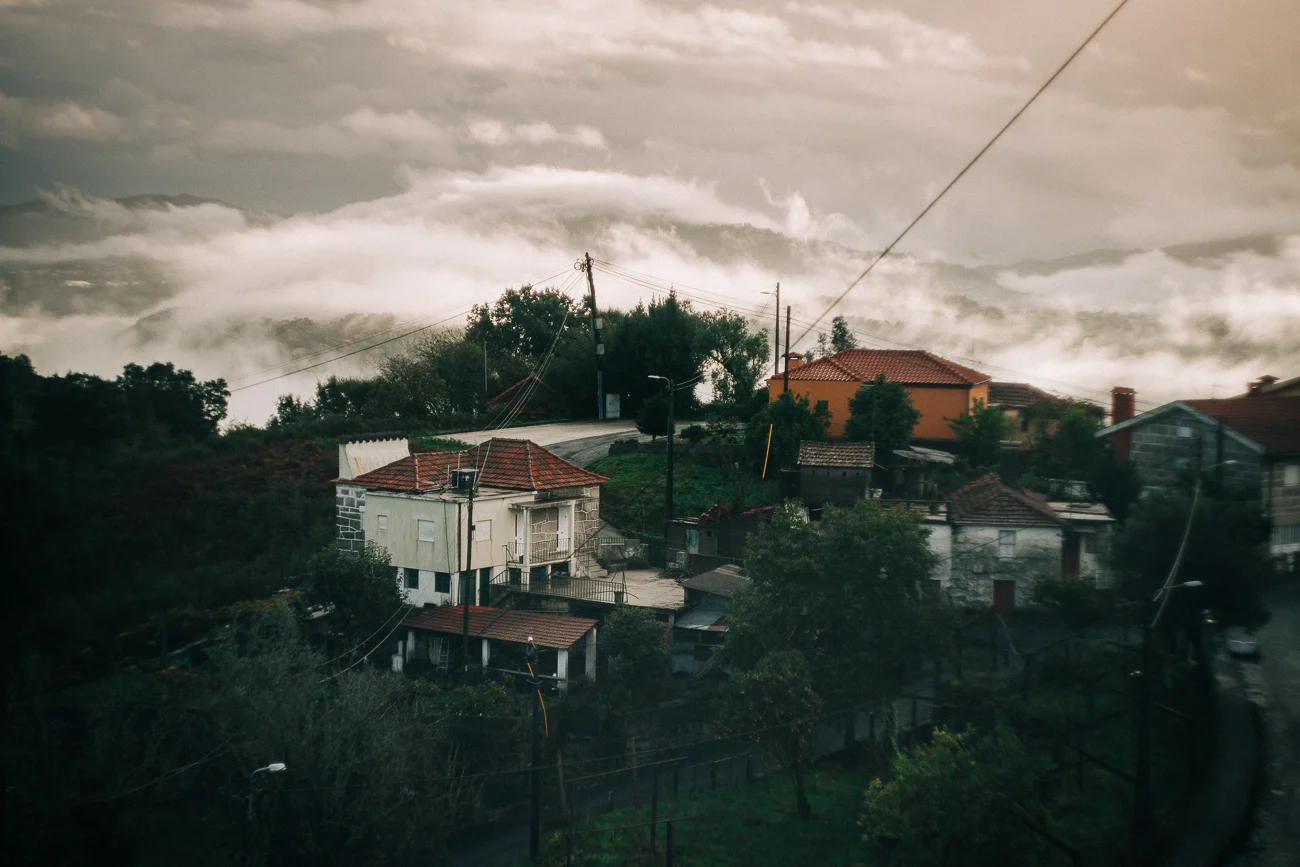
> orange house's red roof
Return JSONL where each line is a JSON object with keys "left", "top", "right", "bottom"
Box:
{"left": 347, "top": 438, "right": 608, "bottom": 493}
{"left": 770, "top": 349, "right": 990, "bottom": 387}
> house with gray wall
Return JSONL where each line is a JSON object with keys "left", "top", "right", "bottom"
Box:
{"left": 1098, "top": 393, "right": 1300, "bottom": 561}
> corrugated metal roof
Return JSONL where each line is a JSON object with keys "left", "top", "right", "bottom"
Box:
{"left": 797, "top": 440, "right": 875, "bottom": 468}
{"left": 674, "top": 599, "right": 731, "bottom": 631}
{"left": 681, "top": 564, "right": 750, "bottom": 599}
{"left": 402, "top": 606, "right": 596, "bottom": 649}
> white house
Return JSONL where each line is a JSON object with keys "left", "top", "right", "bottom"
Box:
{"left": 335, "top": 437, "right": 611, "bottom": 608}
{"left": 933, "top": 474, "right": 1115, "bottom": 615}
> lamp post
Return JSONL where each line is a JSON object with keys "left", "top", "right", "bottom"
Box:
{"left": 647, "top": 375, "right": 675, "bottom": 531}
{"left": 244, "top": 762, "right": 286, "bottom": 867}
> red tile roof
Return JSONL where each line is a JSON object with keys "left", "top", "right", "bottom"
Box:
{"left": 402, "top": 606, "right": 596, "bottom": 649}
{"left": 797, "top": 440, "right": 875, "bottom": 468}
{"left": 1183, "top": 398, "right": 1300, "bottom": 455}
{"left": 987, "top": 382, "right": 1055, "bottom": 408}
{"left": 348, "top": 438, "right": 609, "bottom": 493}
{"left": 770, "top": 349, "right": 990, "bottom": 387}
{"left": 948, "top": 473, "right": 1064, "bottom": 527}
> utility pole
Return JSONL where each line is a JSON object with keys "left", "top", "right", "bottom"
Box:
{"left": 648, "top": 375, "right": 676, "bottom": 529}
{"left": 483, "top": 339, "right": 489, "bottom": 396}
{"left": 1134, "top": 606, "right": 1153, "bottom": 840}
{"left": 782, "top": 305, "right": 792, "bottom": 394}
{"left": 462, "top": 472, "right": 476, "bottom": 674}
{"left": 773, "top": 282, "right": 780, "bottom": 376}
{"left": 529, "top": 690, "right": 542, "bottom": 860}
{"left": 584, "top": 253, "right": 605, "bottom": 419}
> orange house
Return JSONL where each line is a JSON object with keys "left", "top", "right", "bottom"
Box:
{"left": 766, "top": 349, "right": 991, "bottom": 440}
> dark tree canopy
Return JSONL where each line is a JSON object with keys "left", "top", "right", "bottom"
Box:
{"left": 466, "top": 283, "right": 580, "bottom": 360}
{"left": 1112, "top": 485, "right": 1271, "bottom": 629}
{"left": 305, "top": 543, "right": 407, "bottom": 647}
{"left": 844, "top": 374, "right": 920, "bottom": 455}
{"left": 635, "top": 391, "right": 671, "bottom": 440}
{"left": 694, "top": 310, "right": 769, "bottom": 406}
{"left": 603, "top": 293, "right": 706, "bottom": 416}
{"left": 948, "top": 399, "right": 1007, "bottom": 469}
{"left": 744, "top": 391, "right": 830, "bottom": 471}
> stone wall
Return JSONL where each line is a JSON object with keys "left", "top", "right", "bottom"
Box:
{"left": 1128, "top": 408, "right": 1262, "bottom": 491}
{"left": 947, "top": 525, "right": 1062, "bottom": 609}
{"left": 336, "top": 483, "right": 366, "bottom": 551}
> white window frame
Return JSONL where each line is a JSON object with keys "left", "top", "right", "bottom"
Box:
{"left": 474, "top": 519, "right": 492, "bottom": 541}
{"left": 418, "top": 519, "right": 437, "bottom": 542}
{"left": 377, "top": 514, "right": 388, "bottom": 531}
{"left": 998, "top": 530, "right": 1017, "bottom": 559}
{"left": 1284, "top": 464, "right": 1300, "bottom": 487}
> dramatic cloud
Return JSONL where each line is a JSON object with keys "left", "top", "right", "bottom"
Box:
{"left": 0, "top": 92, "right": 124, "bottom": 145}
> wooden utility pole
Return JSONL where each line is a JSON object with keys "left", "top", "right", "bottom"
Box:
{"left": 584, "top": 253, "right": 605, "bottom": 419}
{"left": 782, "top": 305, "right": 792, "bottom": 394}
{"left": 530, "top": 692, "right": 542, "bottom": 860}
{"left": 773, "top": 282, "right": 780, "bottom": 376}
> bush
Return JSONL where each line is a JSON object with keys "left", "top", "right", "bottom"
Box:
{"left": 681, "top": 423, "right": 707, "bottom": 443}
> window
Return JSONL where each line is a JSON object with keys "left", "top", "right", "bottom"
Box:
{"left": 1173, "top": 457, "right": 1191, "bottom": 470}
{"left": 1272, "top": 524, "right": 1300, "bottom": 547}
{"left": 1176, "top": 426, "right": 1193, "bottom": 438}
{"left": 1285, "top": 464, "right": 1300, "bottom": 487}
{"left": 418, "top": 520, "right": 436, "bottom": 542}
{"left": 474, "top": 519, "right": 491, "bottom": 540}
{"left": 1082, "top": 534, "right": 1096, "bottom": 555}
{"left": 998, "top": 530, "right": 1017, "bottom": 559}
{"left": 377, "top": 514, "right": 388, "bottom": 531}
{"left": 404, "top": 567, "right": 419, "bottom": 589}
{"left": 435, "top": 572, "right": 451, "bottom": 594}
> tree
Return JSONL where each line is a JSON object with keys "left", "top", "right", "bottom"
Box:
{"left": 635, "top": 392, "right": 670, "bottom": 440}
{"left": 1111, "top": 486, "right": 1271, "bottom": 628}
{"left": 604, "top": 294, "right": 707, "bottom": 415}
{"left": 948, "top": 399, "right": 1007, "bottom": 469}
{"left": 744, "top": 391, "right": 830, "bottom": 471}
{"left": 727, "top": 500, "right": 943, "bottom": 697}
{"left": 304, "top": 543, "right": 407, "bottom": 650}
{"left": 860, "top": 726, "right": 1049, "bottom": 866}
{"left": 599, "top": 606, "right": 669, "bottom": 701}
{"left": 117, "top": 361, "right": 229, "bottom": 440}
{"left": 717, "top": 650, "right": 822, "bottom": 819}
{"left": 844, "top": 374, "right": 921, "bottom": 455}
{"left": 830, "top": 315, "right": 857, "bottom": 353}
{"left": 466, "top": 284, "right": 580, "bottom": 361}
{"left": 694, "top": 311, "right": 769, "bottom": 407}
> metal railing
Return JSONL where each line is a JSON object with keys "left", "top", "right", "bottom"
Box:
{"left": 491, "top": 571, "right": 628, "bottom": 606}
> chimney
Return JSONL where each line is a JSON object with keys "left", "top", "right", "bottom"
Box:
{"left": 1247, "top": 374, "right": 1278, "bottom": 397}
{"left": 1110, "top": 387, "right": 1135, "bottom": 461}
{"left": 784, "top": 351, "right": 805, "bottom": 371}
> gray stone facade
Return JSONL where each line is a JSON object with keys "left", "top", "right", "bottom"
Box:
{"left": 947, "top": 526, "right": 1062, "bottom": 609}
{"left": 1128, "top": 407, "right": 1263, "bottom": 492}
{"left": 336, "top": 483, "right": 366, "bottom": 551}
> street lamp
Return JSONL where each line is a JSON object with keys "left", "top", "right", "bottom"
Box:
{"left": 244, "top": 762, "right": 287, "bottom": 866}
{"left": 647, "top": 375, "right": 676, "bottom": 530}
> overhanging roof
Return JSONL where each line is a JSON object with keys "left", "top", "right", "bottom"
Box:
{"left": 402, "top": 606, "right": 596, "bottom": 649}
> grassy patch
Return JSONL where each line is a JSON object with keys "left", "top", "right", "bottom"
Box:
{"left": 541, "top": 765, "right": 880, "bottom": 867}
{"left": 591, "top": 453, "right": 773, "bottom": 536}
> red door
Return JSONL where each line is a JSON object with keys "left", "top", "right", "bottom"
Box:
{"left": 993, "top": 580, "right": 1016, "bottom": 618}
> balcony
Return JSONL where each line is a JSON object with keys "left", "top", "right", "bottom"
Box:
{"left": 491, "top": 569, "right": 626, "bottom": 606}
{"left": 506, "top": 532, "right": 572, "bottom": 566}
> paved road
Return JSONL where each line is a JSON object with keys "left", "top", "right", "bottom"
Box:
{"left": 1224, "top": 580, "right": 1300, "bottom": 867}
{"left": 450, "top": 420, "right": 638, "bottom": 449}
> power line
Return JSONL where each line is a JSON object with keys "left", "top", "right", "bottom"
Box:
{"left": 793, "top": 0, "right": 1135, "bottom": 346}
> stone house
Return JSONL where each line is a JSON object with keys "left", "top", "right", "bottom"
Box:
{"left": 936, "top": 474, "right": 1115, "bottom": 615}
{"left": 1098, "top": 387, "right": 1300, "bottom": 561}
{"left": 335, "top": 437, "right": 610, "bottom": 608}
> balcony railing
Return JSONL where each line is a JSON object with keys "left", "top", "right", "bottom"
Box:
{"left": 507, "top": 532, "right": 573, "bottom": 565}
{"left": 491, "top": 571, "right": 626, "bottom": 606}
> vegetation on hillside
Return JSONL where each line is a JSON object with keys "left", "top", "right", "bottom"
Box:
{"left": 590, "top": 452, "right": 774, "bottom": 536}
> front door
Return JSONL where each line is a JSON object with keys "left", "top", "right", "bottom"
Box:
{"left": 993, "top": 580, "right": 1016, "bottom": 618}
{"left": 1062, "top": 532, "right": 1081, "bottom": 577}
{"left": 558, "top": 508, "right": 570, "bottom": 553}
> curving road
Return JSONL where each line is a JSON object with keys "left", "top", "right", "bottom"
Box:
{"left": 1224, "top": 580, "right": 1300, "bottom": 866}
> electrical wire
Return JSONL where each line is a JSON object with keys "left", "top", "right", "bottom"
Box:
{"left": 792, "top": 0, "right": 1135, "bottom": 346}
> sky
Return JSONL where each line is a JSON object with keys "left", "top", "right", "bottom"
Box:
{"left": 3, "top": 0, "right": 1300, "bottom": 423}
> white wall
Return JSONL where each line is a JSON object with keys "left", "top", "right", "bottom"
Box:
{"left": 925, "top": 522, "right": 952, "bottom": 588}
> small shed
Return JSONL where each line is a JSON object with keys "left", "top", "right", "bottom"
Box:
{"left": 797, "top": 440, "right": 875, "bottom": 509}
{"left": 400, "top": 605, "right": 596, "bottom": 692}
{"left": 672, "top": 565, "right": 751, "bottom": 674}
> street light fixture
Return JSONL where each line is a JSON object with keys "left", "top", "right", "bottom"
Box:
{"left": 244, "top": 763, "right": 287, "bottom": 866}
